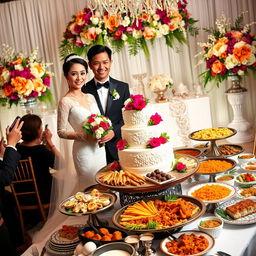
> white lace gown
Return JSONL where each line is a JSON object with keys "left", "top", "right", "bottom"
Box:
{"left": 57, "top": 94, "right": 107, "bottom": 190}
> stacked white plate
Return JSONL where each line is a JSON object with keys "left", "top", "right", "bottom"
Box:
{"left": 45, "top": 225, "right": 83, "bottom": 256}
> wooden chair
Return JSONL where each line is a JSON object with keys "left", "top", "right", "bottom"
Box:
{"left": 10, "top": 157, "right": 49, "bottom": 239}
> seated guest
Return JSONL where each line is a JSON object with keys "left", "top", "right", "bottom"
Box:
{"left": 16, "top": 114, "right": 63, "bottom": 206}
{"left": 0, "top": 118, "right": 23, "bottom": 256}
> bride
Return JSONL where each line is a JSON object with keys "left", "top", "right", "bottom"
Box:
{"left": 57, "top": 54, "right": 107, "bottom": 190}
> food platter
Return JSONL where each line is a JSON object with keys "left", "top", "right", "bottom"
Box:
{"left": 174, "top": 147, "right": 204, "bottom": 158}
{"left": 235, "top": 173, "right": 256, "bottom": 186}
{"left": 218, "top": 144, "right": 244, "bottom": 157}
{"left": 112, "top": 195, "right": 206, "bottom": 233}
{"left": 95, "top": 154, "right": 199, "bottom": 193}
{"left": 241, "top": 162, "right": 256, "bottom": 171}
{"left": 237, "top": 186, "right": 256, "bottom": 200}
{"left": 215, "top": 198, "right": 256, "bottom": 225}
{"left": 189, "top": 128, "right": 237, "bottom": 157}
{"left": 187, "top": 182, "right": 236, "bottom": 204}
{"left": 160, "top": 230, "right": 215, "bottom": 256}
{"left": 58, "top": 191, "right": 117, "bottom": 216}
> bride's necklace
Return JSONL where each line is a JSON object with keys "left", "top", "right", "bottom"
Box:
{"left": 69, "top": 92, "right": 84, "bottom": 99}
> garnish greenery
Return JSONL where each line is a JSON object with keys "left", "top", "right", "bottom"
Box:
{"left": 125, "top": 224, "right": 144, "bottom": 230}
{"left": 146, "top": 221, "right": 157, "bottom": 229}
{"left": 164, "top": 195, "right": 178, "bottom": 202}
{"left": 215, "top": 209, "right": 233, "bottom": 221}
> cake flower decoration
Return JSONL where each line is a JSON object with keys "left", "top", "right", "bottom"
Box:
{"left": 146, "top": 132, "right": 169, "bottom": 148}
{"left": 124, "top": 94, "right": 149, "bottom": 111}
{"left": 148, "top": 113, "right": 163, "bottom": 126}
{"left": 116, "top": 139, "right": 128, "bottom": 150}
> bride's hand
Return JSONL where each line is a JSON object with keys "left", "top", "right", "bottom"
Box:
{"left": 99, "top": 130, "right": 115, "bottom": 143}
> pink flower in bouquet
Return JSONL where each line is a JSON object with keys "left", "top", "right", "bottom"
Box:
{"left": 148, "top": 113, "right": 163, "bottom": 125}
{"left": 82, "top": 114, "right": 113, "bottom": 147}
{"left": 116, "top": 139, "right": 128, "bottom": 150}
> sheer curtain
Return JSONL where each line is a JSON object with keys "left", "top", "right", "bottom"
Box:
{"left": 0, "top": 0, "right": 256, "bottom": 242}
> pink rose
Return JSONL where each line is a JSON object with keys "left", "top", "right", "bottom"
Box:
{"left": 125, "top": 102, "right": 134, "bottom": 110}
{"left": 133, "top": 99, "right": 146, "bottom": 110}
{"left": 149, "top": 113, "right": 163, "bottom": 125}
{"left": 148, "top": 137, "right": 161, "bottom": 148}
{"left": 99, "top": 121, "right": 109, "bottom": 130}
{"left": 176, "top": 162, "right": 186, "bottom": 172}
{"left": 92, "top": 126, "right": 98, "bottom": 132}
{"left": 110, "top": 161, "right": 120, "bottom": 171}
{"left": 159, "top": 136, "right": 167, "bottom": 144}
{"left": 43, "top": 76, "right": 51, "bottom": 87}
{"left": 87, "top": 116, "right": 95, "bottom": 123}
{"left": 130, "top": 94, "right": 143, "bottom": 101}
{"left": 116, "top": 139, "right": 128, "bottom": 150}
{"left": 91, "top": 114, "right": 97, "bottom": 117}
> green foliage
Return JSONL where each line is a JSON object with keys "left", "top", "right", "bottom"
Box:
{"left": 125, "top": 224, "right": 144, "bottom": 230}
{"left": 215, "top": 208, "right": 233, "bottom": 220}
{"left": 164, "top": 195, "right": 178, "bottom": 202}
{"left": 146, "top": 221, "right": 157, "bottom": 229}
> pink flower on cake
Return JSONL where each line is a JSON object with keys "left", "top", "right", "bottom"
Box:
{"left": 110, "top": 161, "right": 120, "bottom": 171}
{"left": 159, "top": 136, "right": 167, "bottom": 144}
{"left": 148, "top": 113, "right": 163, "bottom": 125}
{"left": 124, "top": 94, "right": 149, "bottom": 111}
{"left": 147, "top": 132, "right": 169, "bottom": 148}
{"left": 116, "top": 139, "right": 128, "bottom": 150}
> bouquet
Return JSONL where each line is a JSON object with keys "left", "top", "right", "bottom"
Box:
{"left": 198, "top": 13, "right": 256, "bottom": 87}
{"left": 59, "top": 1, "right": 198, "bottom": 58}
{"left": 148, "top": 74, "right": 173, "bottom": 92}
{"left": 0, "top": 44, "right": 53, "bottom": 107}
{"left": 124, "top": 94, "right": 149, "bottom": 111}
{"left": 82, "top": 114, "right": 113, "bottom": 147}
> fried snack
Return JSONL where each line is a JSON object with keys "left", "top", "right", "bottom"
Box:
{"left": 98, "top": 169, "right": 146, "bottom": 186}
{"left": 58, "top": 225, "right": 80, "bottom": 240}
{"left": 81, "top": 228, "right": 122, "bottom": 241}
{"left": 240, "top": 187, "right": 256, "bottom": 197}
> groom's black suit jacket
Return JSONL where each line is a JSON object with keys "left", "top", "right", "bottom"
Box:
{"left": 82, "top": 77, "right": 130, "bottom": 163}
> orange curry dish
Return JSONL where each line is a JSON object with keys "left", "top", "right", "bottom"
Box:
{"left": 165, "top": 233, "right": 209, "bottom": 255}
{"left": 119, "top": 199, "right": 199, "bottom": 229}
{"left": 197, "top": 160, "right": 233, "bottom": 173}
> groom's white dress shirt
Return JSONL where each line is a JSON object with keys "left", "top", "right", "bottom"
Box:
{"left": 94, "top": 78, "right": 109, "bottom": 114}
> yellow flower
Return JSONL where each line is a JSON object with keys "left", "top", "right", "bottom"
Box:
{"left": 11, "top": 77, "right": 34, "bottom": 96}
{"left": 33, "top": 78, "right": 46, "bottom": 93}
{"left": 30, "top": 62, "right": 45, "bottom": 78}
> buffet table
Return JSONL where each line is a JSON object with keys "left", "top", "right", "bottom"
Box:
{"left": 21, "top": 174, "right": 255, "bottom": 256}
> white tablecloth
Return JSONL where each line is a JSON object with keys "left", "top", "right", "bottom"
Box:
{"left": 22, "top": 175, "right": 255, "bottom": 256}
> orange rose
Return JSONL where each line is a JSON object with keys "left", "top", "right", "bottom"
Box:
{"left": 104, "top": 14, "right": 120, "bottom": 32}
{"left": 233, "top": 45, "right": 251, "bottom": 62}
{"left": 85, "top": 27, "right": 97, "bottom": 41}
{"left": 75, "top": 11, "right": 85, "bottom": 26}
{"left": 3, "top": 84, "right": 13, "bottom": 96}
{"left": 211, "top": 60, "right": 226, "bottom": 75}
{"left": 215, "top": 37, "right": 228, "bottom": 44}
{"left": 231, "top": 30, "right": 243, "bottom": 40}
{"left": 139, "top": 13, "right": 150, "bottom": 21}
{"left": 11, "top": 77, "right": 34, "bottom": 96}
{"left": 33, "top": 78, "right": 46, "bottom": 93}
{"left": 143, "top": 27, "right": 156, "bottom": 39}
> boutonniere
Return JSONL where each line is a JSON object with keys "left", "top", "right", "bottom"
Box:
{"left": 110, "top": 89, "right": 120, "bottom": 100}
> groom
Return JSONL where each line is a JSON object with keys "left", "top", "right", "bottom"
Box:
{"left": 82, "top": 45, "right": 130, "bottom": 164}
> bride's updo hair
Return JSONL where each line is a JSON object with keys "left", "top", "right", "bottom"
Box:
{"left": 63, "top": 53, "right": 88, "bottom": 77}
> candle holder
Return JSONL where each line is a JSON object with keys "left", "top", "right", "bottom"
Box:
{"left": 139, "top": 233, "right": 155, "bottom": 256}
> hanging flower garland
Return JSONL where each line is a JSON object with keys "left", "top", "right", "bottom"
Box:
{"left": 59, "top": 0, "right": 198, "bottom": 59}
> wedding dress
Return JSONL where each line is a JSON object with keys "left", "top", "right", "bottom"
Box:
{"left": 57, "top": 94, "right": 107, "bottom": 190}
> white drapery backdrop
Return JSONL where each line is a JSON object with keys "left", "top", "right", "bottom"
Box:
{"left": 0, "top": 0, "right": 256, "bottom": 136}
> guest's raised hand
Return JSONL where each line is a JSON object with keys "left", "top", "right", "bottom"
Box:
{"left": 6, "top": 118, "right": 23, "bottom": 147}
{"left": 0, "top": 137, "right": 5, "bottom": 158}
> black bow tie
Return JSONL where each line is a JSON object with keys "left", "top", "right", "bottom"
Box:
{"left": 96, "top": 81, "right": 109, "bottom": 89}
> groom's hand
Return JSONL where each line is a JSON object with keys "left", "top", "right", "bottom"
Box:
{"left": 100, "top": 130, "right": 115, "bottom": 143}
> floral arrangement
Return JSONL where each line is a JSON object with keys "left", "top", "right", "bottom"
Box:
{"left": 59, "top": 0, "right": 198, "bottom": 58}
{"left": 146, "top": 132, "right": 169, "bottom": 148}
{"left": 148, "top": 74, "right": 174, "bottom": 92}
{"left": 124, "top": 94, "right": 149, "bottom": 111}
{"left": 82, "top": 114, "right": 113, "bottom": 146}
{"left": 0, "top": 45, "right": 53, "bottom": 107}
{"left": 110, "top": 89, "right": 120, "bottom": 100}
{"left": 116, "top": 139, "right": 129, "bottom": 150}
{"left": 198, "top": 13, "right": 256, "bottom": 87}
{"left": 148, "top": 113, "right": 163, "bottom": 125}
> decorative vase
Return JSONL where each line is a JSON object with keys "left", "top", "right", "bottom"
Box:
{"left": 154, "top": 88, "right": 168, "bottom": 103}
{"left": 20, "top": 98, "right": 37, "bottom": 114}
{"left": 225, "top": 74, "right": 253, "bottom": 143}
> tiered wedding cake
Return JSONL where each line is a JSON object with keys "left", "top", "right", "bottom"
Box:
{"left": 117, "top": 95, "right": 174, "bottom": 175}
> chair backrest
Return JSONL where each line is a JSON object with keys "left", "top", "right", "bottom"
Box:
{"left": 11, "top": 157, "right": 47, "bottom": 219}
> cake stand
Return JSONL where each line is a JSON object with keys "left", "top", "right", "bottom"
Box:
{"left": 189, "top": 128, "right": 237, "bottom": 157}
{"left": 58, "top": 191, "right": 117, "bottom": 226}
{"left": 197, "top": 157, "right": 237, "bottom": 182}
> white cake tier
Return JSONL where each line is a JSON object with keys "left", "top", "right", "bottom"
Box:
{"left": 121, "top": 124, "right": 164, "bottom": 148}
{"left": 118, "top": 143, "right": 174, "bottom": 174}
{"left": 122, "top": 104, "right": 156, "bottom": 128}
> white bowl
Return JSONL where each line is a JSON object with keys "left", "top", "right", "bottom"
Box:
{"left": 237, "top": 153, "right": 255, "bottom": 165}
{"left": 198, "top": 216, "right": 223, "bottom": 238}
{"left": 241, "top": 162, "right": 256, "bottom": 172}
{"left": 216, "top": 174, "right": 235, "bottom": 186}
{"left": 235, "top": 173, "right": 256, "bottom": 187}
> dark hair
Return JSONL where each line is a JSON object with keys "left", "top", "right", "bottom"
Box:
{"left": 63, "top": 53, "right": 88, "bottom": 77}
{"left": 20, "top": 114, "right": 42, "bottom": 142}
{"left": 87, "top": 45, "right": 112, "bottom": 62}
